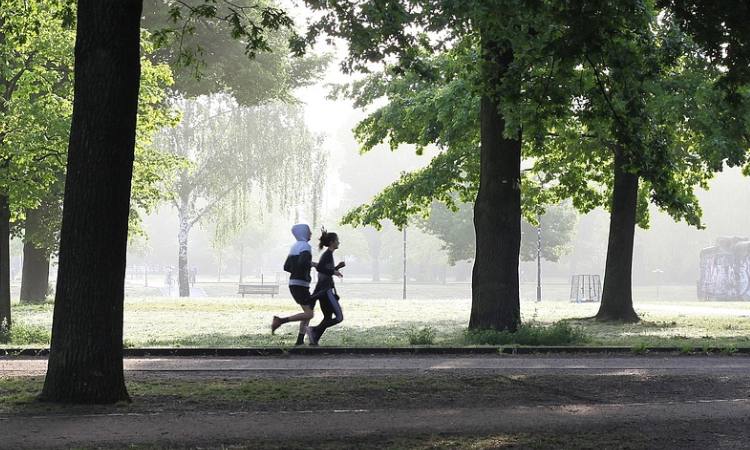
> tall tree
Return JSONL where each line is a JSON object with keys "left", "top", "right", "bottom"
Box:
{"left": 340, "top": 5, "right": 750, "bottom": 323}
{"left": 528, "top": 13, "right": 750, "bottom": 321}
{"left": 41, "top": 0, "right": 302, "bottom": 403}
{"left": 157, "top": 97, "right": 324, "bottom": 296}
{"left": 11, "top": 35, "right": 178, "bottom": 305}
{"left": 19, "top": 186, "right": 62, "bottom": 303}
{"left": 304, "top": 0, "right": 569, "bottom": 331}
{"left": 0, "top": 0, "right": 76, "bottom": 323}
{"left": 40, "top": 0, "right": 142, "bottom": 403}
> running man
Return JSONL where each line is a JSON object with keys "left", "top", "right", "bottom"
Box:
{"left": 272, "top": 223, "right": 317, "bottom": 346}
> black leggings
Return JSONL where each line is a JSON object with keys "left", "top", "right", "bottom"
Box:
{"left": 312, "top": 289, "right": 343, "bottom": 339}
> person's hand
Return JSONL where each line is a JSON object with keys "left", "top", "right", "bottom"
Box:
{"left": 334, "top": 270, "right": 343, "bottom": 278}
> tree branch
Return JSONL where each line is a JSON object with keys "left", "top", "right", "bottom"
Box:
{"left": 4, "top": 52, "right": 37, "bottom": 102}
{"left": 189, "top": 182, "right": 240, "bottom": 227}
{"left": 584, "top": 52, "right": 625, "bottom": 129}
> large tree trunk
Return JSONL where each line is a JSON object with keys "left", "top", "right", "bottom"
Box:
{"left": 0, "top": 194, "right": 10, "bottom": 328}
{"left": 41, "top": 0, "right": 142, "bottom": 404}
{"left": 20, "top": 207, "right": 51, "bottom": 304}
{"left": 596, "top": 149, "right": 640, "bottom": 322}
{"left": 468, "top": 39, "right": 522, "bottom": 332}
{"left": 177, "top": 205, "right": 190, "bottom": 297}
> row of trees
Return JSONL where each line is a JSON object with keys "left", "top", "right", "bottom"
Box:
{"left": 0, "top": 1, "right": 180, "bottom": 329}
{"left": 0, "top": 0, "right": 328, "bottom": 330}
{"left": 0, "top": 0, "right": 327, "bottom": 403}
{"left": 142, "top": 0, "right": 328, "bottom": 297}
{"left": 310, "top": 0, "right": 750, "bottom": 328}
{"left": 5, "top": 0, "right": 747, "bottom": 404}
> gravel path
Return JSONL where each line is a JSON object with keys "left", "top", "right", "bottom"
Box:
{"left": 4, "top": 354, "right": 750, "bottom": 375}
{"left": 4, "top": 399, "right": 750, "bottom": 449}
{"left": 3, "top": 355, "right": 750, "bottom": 449}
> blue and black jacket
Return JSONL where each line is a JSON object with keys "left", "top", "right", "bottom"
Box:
{"left": 283, "top": 224, "right": 312, "bottom": 288}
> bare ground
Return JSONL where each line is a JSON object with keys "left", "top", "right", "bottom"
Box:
{"left": 2, "top": 355, "right": 750, "bottom": 449}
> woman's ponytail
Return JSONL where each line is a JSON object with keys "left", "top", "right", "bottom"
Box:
{"left": 318, "top": 227, "right": 338, "bottom": 250}
{"left": 318, "top": 227, "right": 328, "bottom": 250}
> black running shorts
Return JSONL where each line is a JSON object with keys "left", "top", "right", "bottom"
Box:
{"left": 289, "top": 285, "right": 315, "bottom": 306}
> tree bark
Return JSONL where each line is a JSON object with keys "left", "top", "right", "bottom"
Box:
{"left": 0, "top": 194, "right": 10, "bottom": 329}
{"left": 20, "top": 207, "right": 51, "bottom": 304}
{"left": 177, "top": 203, "right": 190, "bottom": 297}
{"left": 238, "top": 244, "right": 244, "bottom": 283}
{"left": 596, "top": 149, "right": 640, "bottom": 322}
{"left": 41, "top": 0, "right": 142, "bottom": 404}
{"left": 468, "top": 39, "right": 522, "bottom": 332}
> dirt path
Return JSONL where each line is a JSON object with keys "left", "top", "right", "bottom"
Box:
{"left": 4, "top": 354, "right": 750, "bottom": 375}
{"left": 4, "top": 399, "right": 750, "bottom": 449}
{"left": 3, "top": 355, "right": 750, "bottom": 449}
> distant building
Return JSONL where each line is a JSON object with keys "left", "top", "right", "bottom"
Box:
{"left": 698, "top": 237, "right": 750, "bottom": 300}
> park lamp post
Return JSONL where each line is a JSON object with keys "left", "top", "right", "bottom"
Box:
{"left": 403, "top": 225, "right": 407, "bottom": 300}
{"left": 520, "top": 166, "right": 547, "bottom": 303}
{"left": 652, "top": 268, "right": 664, "bottom": 300}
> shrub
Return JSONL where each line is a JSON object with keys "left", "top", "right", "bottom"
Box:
{"left": 0, "top": 318, "right": 8, "bottom": 343}
{"left": 631, "top": 342, "right": 648, "bottom": 354}
{"left": 0, "top": 320, "right": 51, "bottom": 345}
{"left": 463, "top": 321, "right": 588, "bottom": 346}
{"left": 721, "top": 345, "right": 738, "bottom": 356}
{"left": 407, "top": 326, "right": 436, "bottom": 345}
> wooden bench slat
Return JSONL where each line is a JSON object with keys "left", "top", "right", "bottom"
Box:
{"left": 237, "top": 284, "right": 279, "bottom": 298}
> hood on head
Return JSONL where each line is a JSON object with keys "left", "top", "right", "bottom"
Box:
{"left": 291, "top": 223, "right": 311, "bottom": 242}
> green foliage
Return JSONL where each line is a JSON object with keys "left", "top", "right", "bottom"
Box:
{"left": 406, "top": 326, "right": 436, "bottom": 345}
{"left": 660, "top": 1, "right": 750, "bottom": 91}
{"left": 156, "top": 96, "right": 326, "bottom": 251}
{"left": 0, "top": 0, "right": 75, "bottom": 223}
{"left": 143, "top": 0, "right": 327, "bottom": 105}
{"left": 463, "top": 321, "right": 589, "bottom": 346}
{"left": 411, "top": 200, "right": 576, "bottom": 265}
{"left": 630, "top": 342, "right": 649, "bottom": 354}
{"left": 0, "top": 320, "right": 50, "bottom": 345}
{"left": 129, "top": 35, "right": 185, "bottom": 236}
{"left": 338, "top": 7, "right": 750, "bottom": 236}
{"left": 0, "top": 2, "right": 182, "bottom": 249}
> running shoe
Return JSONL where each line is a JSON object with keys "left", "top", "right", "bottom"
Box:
{"left": 306, "top": 326, "right": 319, "bottom": 346}
{"left": 271, "top": 316, "right": 282, "bottom": 334}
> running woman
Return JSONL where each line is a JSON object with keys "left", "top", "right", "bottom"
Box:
{"left": 306, "top": 229, "right": 345, "bottom": 345}
{"left": 272, "top": 223, "right": 317, "bottom": 345}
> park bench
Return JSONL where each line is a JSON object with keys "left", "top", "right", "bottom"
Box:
{"left": 237, "top": 283, "right": 279, "bottom": 298}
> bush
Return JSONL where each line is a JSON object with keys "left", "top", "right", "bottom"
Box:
{"left": 0, "top": 318, "right": 8, "bottom": 343}
{"left": 463, "top": 321, "right": 588, "bottom": 346}
{"left": 721, "top": 345, "right": 738, "bottom": 356}
{"left": 407, "top": 326, "right": 436, "bottom": 345}
{"left": 0, "top": 320, "right": 51, "bottom": 345}
{"left": 630, "top": 342, "right": 648, "bottom": 354}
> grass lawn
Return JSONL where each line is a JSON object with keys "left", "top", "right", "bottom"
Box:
{"left": 4, "top": 281, "right": 750, "bottom": 348}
